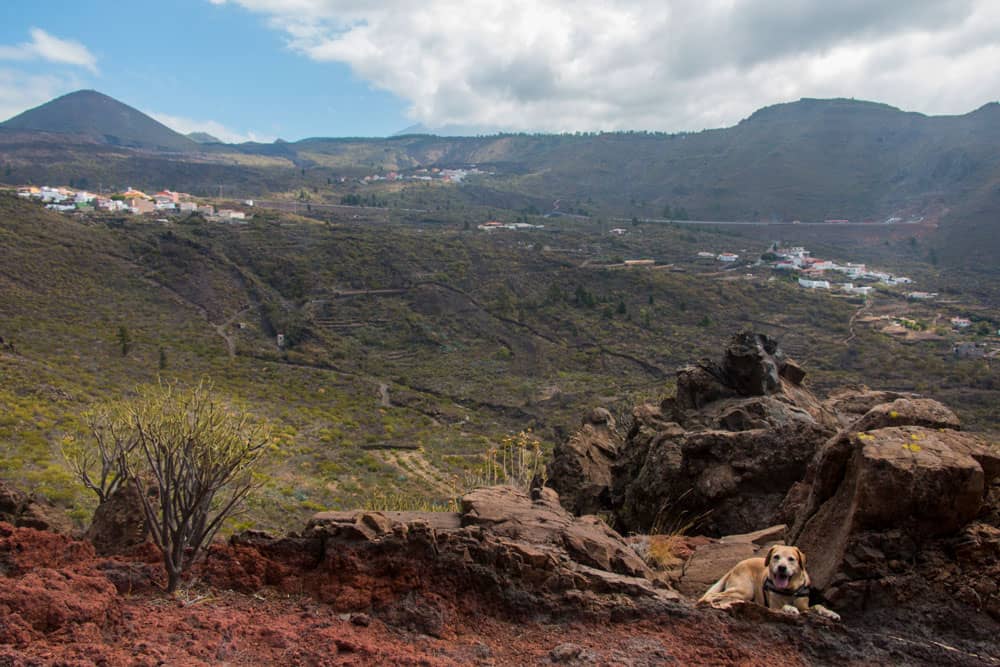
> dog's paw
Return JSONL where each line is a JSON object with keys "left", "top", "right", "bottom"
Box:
{"left": 812, "top": 605, "right": 841, "bottom": 621}
{"left": 781, "top": 604, "right": 800, "bottom": 616}
{"left": 707, "top": 599, "right": 740, "bottom": 610}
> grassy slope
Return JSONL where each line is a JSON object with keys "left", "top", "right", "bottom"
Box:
{"left": 0, "top": 194, "right": 996, "bottom": 532}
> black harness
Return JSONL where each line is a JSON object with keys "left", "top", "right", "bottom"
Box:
{"left": 762, "top": 577, "right": 811, "bottom": 608}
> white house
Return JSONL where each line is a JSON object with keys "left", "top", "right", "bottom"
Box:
{"left": 717, "top": 252, "right": 739, "bottom": 262}
{"left": 696, "top": 251, "right": 715, "bottom": 258}
{"left": 799, "top": 278, "right": 830, "bottom": 289}
{"left": 951, "top": 317, "right": 972, "bottom": 329}
{"left": 841, "top": 283, "right": 873, "bottom": 296}
{"left": 610, "top": 228, "right": 628, "bottom": 235}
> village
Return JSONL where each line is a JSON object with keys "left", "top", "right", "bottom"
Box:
{"left": 360, "top": 166, "right": 490, "bottom": 185}
{"left": 689, "top": 243, "right": 998, "bottom": 359}
{"left": 16, "top": 185, "right": 251, "bottom": 222}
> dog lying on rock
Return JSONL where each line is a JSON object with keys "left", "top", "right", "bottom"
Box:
{"left": 699, "top": 545, "right": 840, "bottom": 620}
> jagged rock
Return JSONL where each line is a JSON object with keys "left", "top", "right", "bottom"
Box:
{"left": 85, "top": 480, "right": 155, "bottom": 556}
{"left": 822, "top": 385, "right": 916, "bottom": 426}
{"left": 547, "top": 407, "right": 622, "bottom": 515}
{"left": 791, "top": 426, "right": 1000, "bottom": 600}
{"left": 612, "top": 418, "right": 833, "bottom": 535}
{"left": 556, "top": 333, "right": 838, "bottom": 535}
{"left": 308, "top": 510, "right": 460, "bottom": 539}
{"left": 462, "top": 486, "right": 650, "bottom": 578}
{"left": 0, "top": 481, "right": 73, "bottom": 534}
{"left": 849, "top": 397, "right": 961, "bottom": 433}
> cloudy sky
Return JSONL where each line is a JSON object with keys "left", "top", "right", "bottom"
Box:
{"left": 1, "top": 0, "right": 999, "bottom": 140}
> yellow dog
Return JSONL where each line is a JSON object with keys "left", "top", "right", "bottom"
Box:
{"left": 699, "top": 545, "right": 840, "bottom": 620}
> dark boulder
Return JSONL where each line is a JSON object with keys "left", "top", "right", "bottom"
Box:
{"left": 546, "top": 407, "right": 622, "bottom": 515}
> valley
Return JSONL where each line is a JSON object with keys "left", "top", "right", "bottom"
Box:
{"left": 0, "top": 191, "right": 995, "bottom": 535}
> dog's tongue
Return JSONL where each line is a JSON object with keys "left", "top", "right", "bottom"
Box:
{"left": 774, "top": 573, "right": 790, "bottom": 589}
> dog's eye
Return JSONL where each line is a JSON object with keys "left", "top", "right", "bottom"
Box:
{"left": 788, "top": 557, "right": 795, "bottom": 562}
{"left": 772, "top": 555, "right": 781, "bottom": 561}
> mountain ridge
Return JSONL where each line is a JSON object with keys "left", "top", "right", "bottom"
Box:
{"left": 1, "top": 89, "right": 198, "bottom": 152}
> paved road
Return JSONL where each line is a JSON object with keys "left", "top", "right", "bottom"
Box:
{"left": 612, "top": 217, "right": 924, "bottom": 227}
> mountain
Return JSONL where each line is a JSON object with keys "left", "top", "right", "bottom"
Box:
{"left": 3, "top": 92, "right": 1000, "bottom": 263}
{"left": 187, "top": 131, "right": 222, "bottom": 144}
{"left": 393, "top": 122, "right": 507, "bottom": 137}
{"left": 1, "top": 89, "right": 198, "bottom": 152}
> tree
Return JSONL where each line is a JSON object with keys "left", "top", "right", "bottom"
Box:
{"left": 61, "top": 402, "right": 138, "bottom": 504}
{"left": 68, "top": 381, "right": 269, "bottom": 592}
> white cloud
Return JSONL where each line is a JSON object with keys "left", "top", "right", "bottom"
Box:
{"left": 212, "top": 0, "right": 1000, "bottom": 132}
{"left": 148, "top": 111, "right": 275, "bottom": 144}
{"left": 0, "top": 28, "right": 98, "bottom": 73}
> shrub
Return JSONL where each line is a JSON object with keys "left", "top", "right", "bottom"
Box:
{"left": 471, "top": 430, "right": 547, "bottom": 492}
{"left": 68, "top": 380, "right": 269, "bottom": 592}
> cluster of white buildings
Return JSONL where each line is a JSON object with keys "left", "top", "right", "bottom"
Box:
{"left": 694, "top": 251, "right": 740, "bottom": 262}
{"left": 361, "top": 166, "right": 489, "bottom": 185}
{"left": 770, "top": 245, "right": 911, "bottom": 293}
{"left": 16, "top": 185, "right": 247, "bottom": 221}
{"left": 477, "top": 220, "right": 544, "bottom": 232}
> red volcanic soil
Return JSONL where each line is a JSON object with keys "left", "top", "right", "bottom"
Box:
{"left": 3, "top": 518, "right": 996, "bottom": 666}
{"left": 0, "top": 522, "right": 812, "bottom": 666}
{"left": 3, "top": 592, "right": 808, "bottom": 666}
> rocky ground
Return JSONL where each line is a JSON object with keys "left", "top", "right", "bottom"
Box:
{"left": 2, "top": 332, "right": 999, "bottom": 665}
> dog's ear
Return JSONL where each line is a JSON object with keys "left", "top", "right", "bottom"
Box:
{"left": 794, "top": 547, "right": 805, "bottom": 567}
{"left": 764, "top": 546, "right": 776, "bottom": 565}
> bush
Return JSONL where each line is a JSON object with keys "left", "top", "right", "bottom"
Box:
{"left": 470, "top": 430, "right": 547, "bottom": 492}
{"left": 68, "top": 380, "right": 269, "bottom": 592}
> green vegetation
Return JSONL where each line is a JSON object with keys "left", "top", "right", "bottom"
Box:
{"left": 68, "top": 380, "right": 269, "bottom": 592}
{"left": 0, "top": 194, "right": 996, "bottom": 535}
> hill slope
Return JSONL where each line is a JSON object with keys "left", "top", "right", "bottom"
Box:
{"left": 1, "top": 89, "right": 197, "bottom": 152}
{"left": 4, "top": 93, "right": 1000, "bottom": 266}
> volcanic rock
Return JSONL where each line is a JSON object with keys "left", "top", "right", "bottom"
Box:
{"left": 542, "top": 333, "right": 840, "bottom": 535}
{"left": 848, "top": 397, "right": 961, "bottom": 433}
{"left": 790, "top": 426, "right": 1000, "bottom": 603}
{"left": 547, "top": 407, "right": 622, "bottom": 515}
{"left": 0, "top": 480, "right": 73, "bottom": 534}
{"left": 85, "top": 479, "right": 155, "bottom": 556}
{"left": 461, "top": 486, "right": 650, "bottom": 578}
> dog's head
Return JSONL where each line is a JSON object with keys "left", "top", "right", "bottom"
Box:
{"left": 764, "top": 545, "right": 805, "bottom": 590}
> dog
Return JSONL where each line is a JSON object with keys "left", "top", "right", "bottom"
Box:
{"left": 698, "top": 545, "right": 840, "bottom": 620}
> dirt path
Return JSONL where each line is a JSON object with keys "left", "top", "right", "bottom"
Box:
{"left": 215, "top": 307, "right": 251, "bottom": 358}
{"left": 843, "top": 300, "right": 871, "bottom": 345}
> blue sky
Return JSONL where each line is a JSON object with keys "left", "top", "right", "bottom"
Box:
{"left": 2, "top": 1, "right": 998, "bottom": 141}
{"left": 0, "top": 0, "right": 410, "bottom": 140}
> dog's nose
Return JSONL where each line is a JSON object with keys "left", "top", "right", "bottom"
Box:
{"left": 777, "top": 565, "right": 788, "bottom": 575}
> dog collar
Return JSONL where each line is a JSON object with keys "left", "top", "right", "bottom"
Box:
{"left": 763, "top": 577, "right": 811, "bottom": 607}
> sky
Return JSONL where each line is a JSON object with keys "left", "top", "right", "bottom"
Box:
{"left": 1, "top": 0, "right": 999, "bottom": 141}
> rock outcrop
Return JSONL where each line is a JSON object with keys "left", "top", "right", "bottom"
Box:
{"left": 0, "top": 480, "right": 73, "bottom": 534}
{"left": 85, "top": 480, "right": 156, "bottom": 556}
{"left": 607, "top": 332, "right": 838, "bottom": 535}
{"left": 546, "top": 408, "right": 621, "bottom": 515}
{"left": 204, "top": 485, "right": 675, "bottom": 630}
{"left": 784, "top": 395, "right": 1000, "bottom": 606}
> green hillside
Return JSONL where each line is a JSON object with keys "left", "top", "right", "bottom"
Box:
{"left": 3, "top": 94, "right": 1000, "bottom": 264}
{"left": 1, "top": 194, "right": 996, "bottom": 532}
